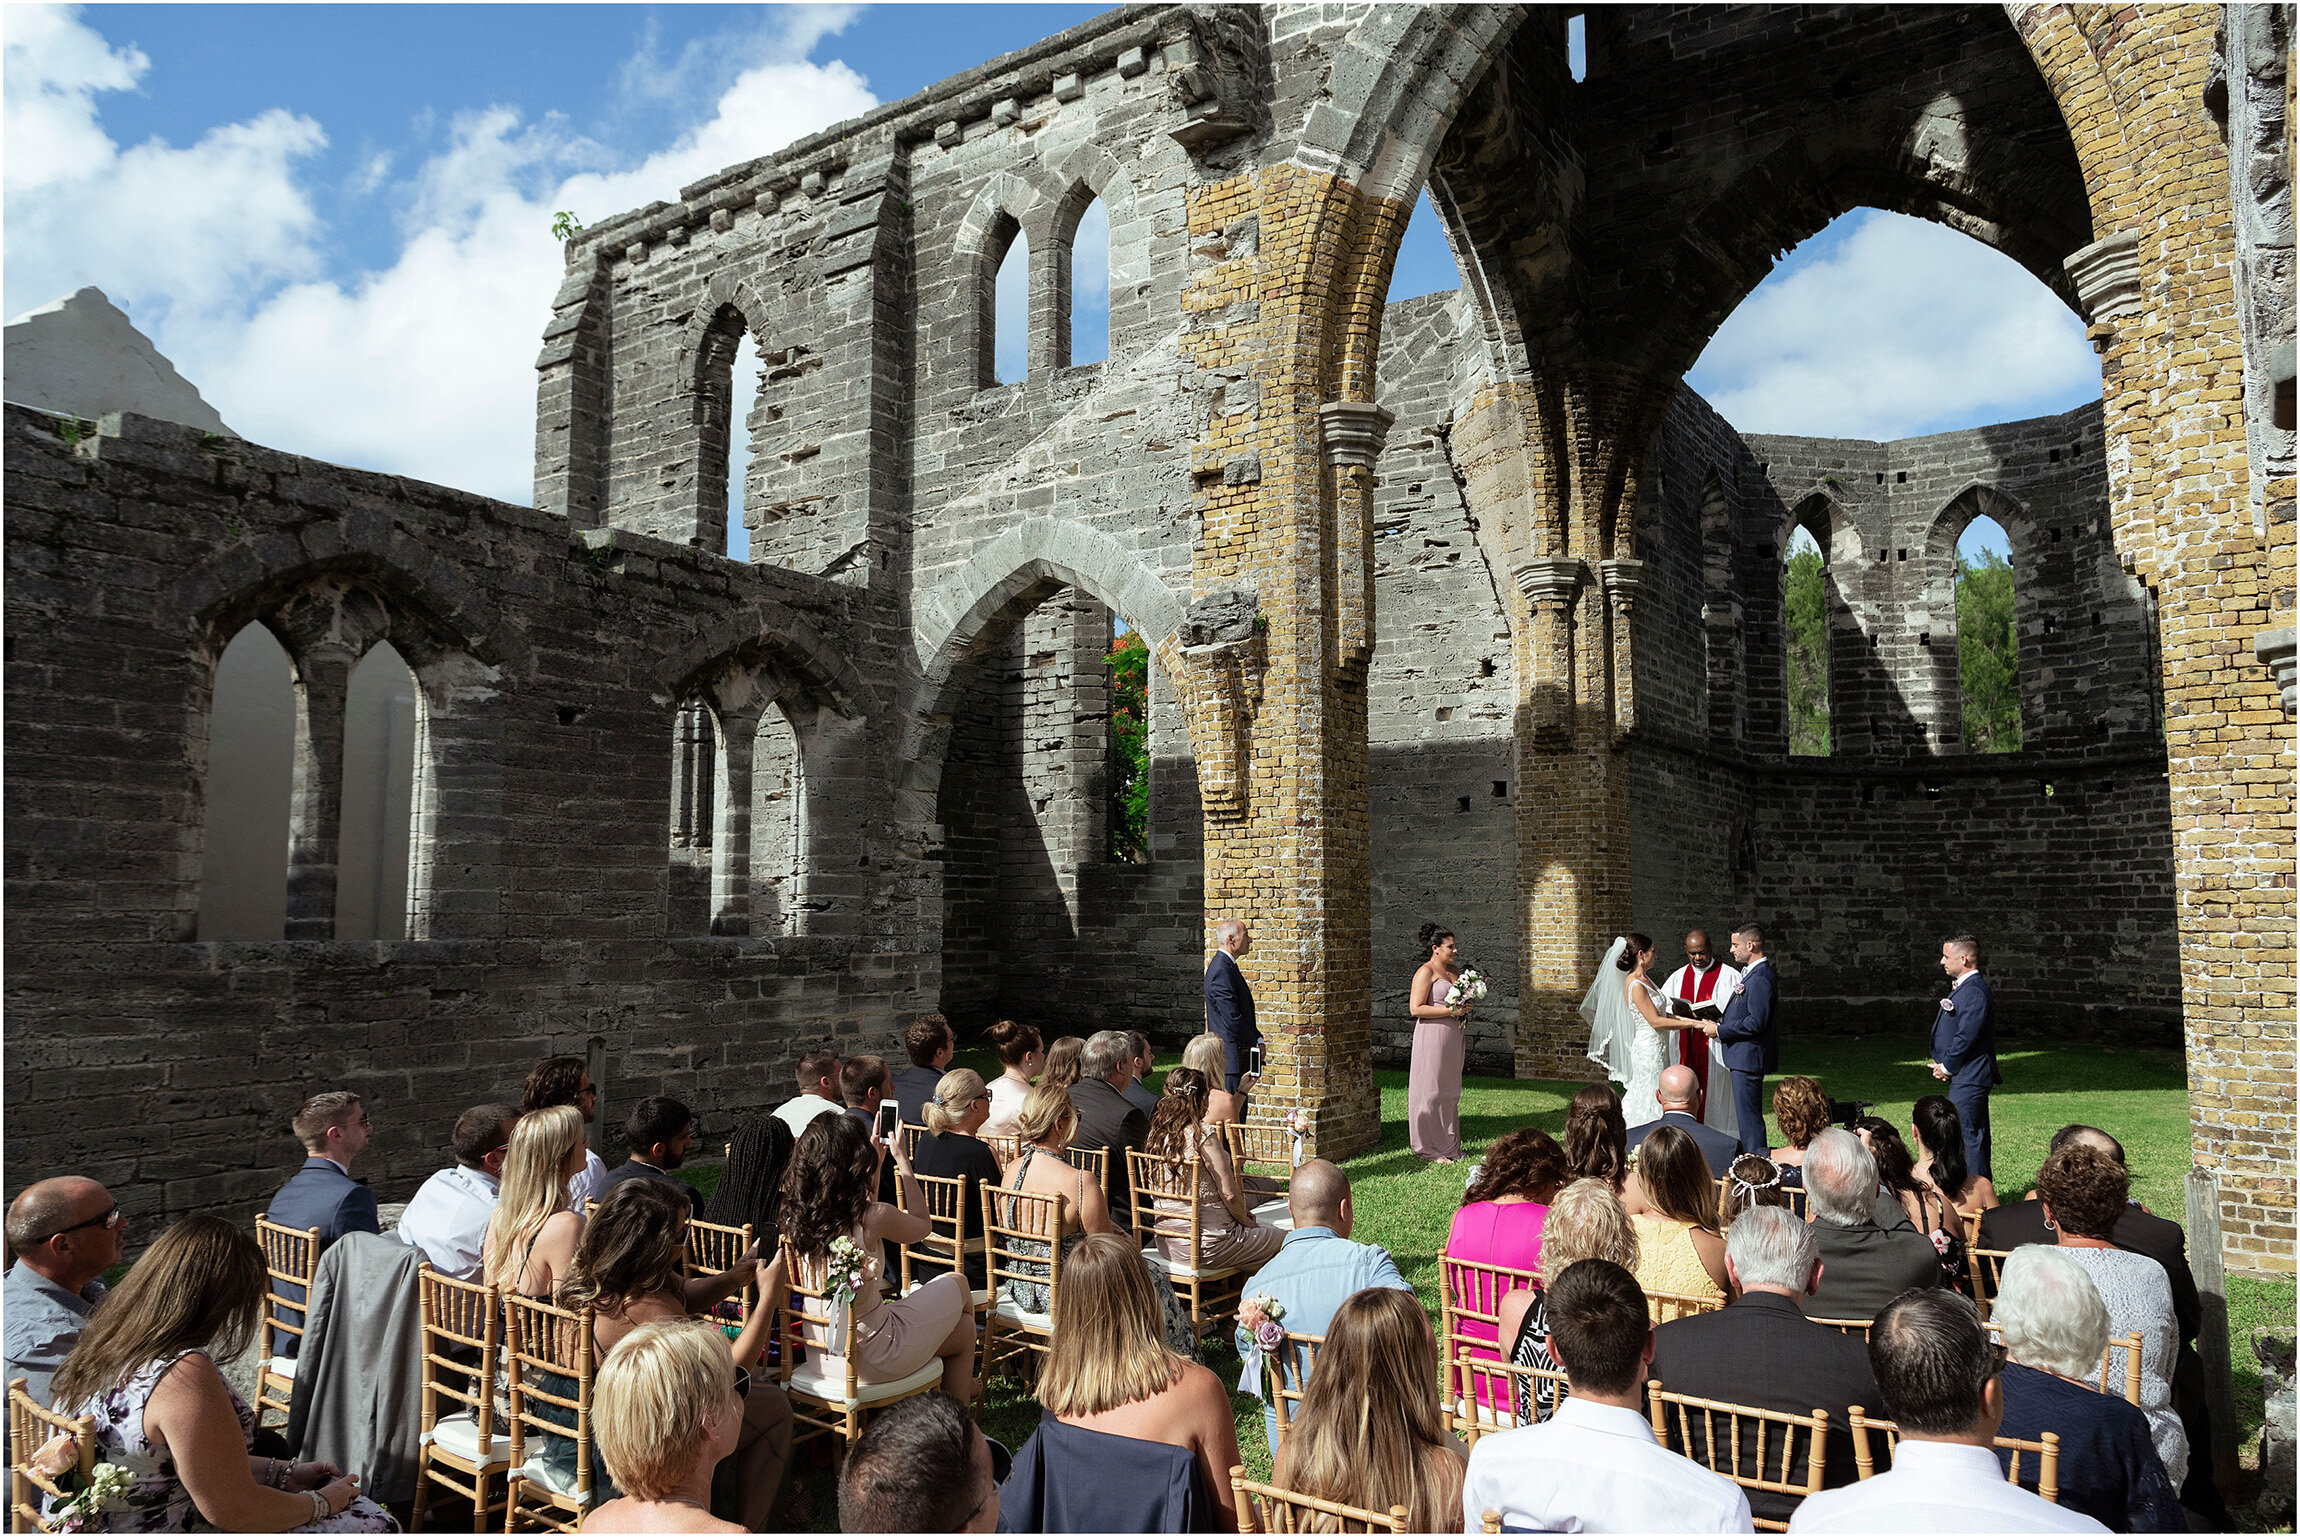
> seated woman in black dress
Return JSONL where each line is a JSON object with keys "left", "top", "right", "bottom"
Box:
{"left": 913, "top": 1068, "right": 1002, "bottom": 1288}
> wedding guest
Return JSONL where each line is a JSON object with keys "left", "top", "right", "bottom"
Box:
{"left": 1993, "top": 1246, "right": 2184, "bottom": 1533}
{"left": 1911, "top": 1095, "right": 1998, "bottom": 1217}
{"left": 1446, "top": 1131, "right": 1573, "bottom": 1401}
{"left": 1717, "top": 1155, "right": 1790, "bottom": 1228}
{"left": 1650, "top": 1206, "right": 1881, "bottom": 1523}
{"left": 2035, "top": 1145, "right": 2186, "bottom": 1487}
{"left": 1769, "top": 1076, "right": 1831, "bottom": 1185}
{"left": 1803, "top": 1130, "right": 1939, "bottom": 1321}
{"left": 1068, "top": 1033, "right": 1150, "bottom": 1230}
{"left": 1041, "top": 1037, "right": 1086, "bottom": 1093}
{"left": 981, "top": 1021, "right": 1043, "bottom": 1135}
{"left": 912, "top": 1068, "right": 1002, "bottom": 1286}
{"left": 1626, "top": 1125, "right": 1729, "bottom": 1300}
{"left": 1003, "top": 1233, "right": 1243, "bottom": 1532}
{"left": 1564, "top": 1083, "right": 1631, "bottom": 1199}
{"left": 1276, "top": 1288, "right": 1466, "bottom": 1532}
{"left": 1233, "top": 1160, "right": 1411, "bottom": 1443}
{"left": 839, "top": 1391, "right": 1001, "bottom": 1533}
{"left": 1407, "top": 922, "right": 1472, "bottom": 1164}
{"left": 1498, "top": 1177, "right": 1641, "bottom": 1425}
{"left": 265, "top": 1091, "right": 378, "bottom": 1355}
{"left": 781, "top": 1113, "right": 976, "bottom": 1404}
{"left": 1203, "top": 917, "right": 1261, "bottom": 1094}
{"left": 773, "top": 1050, "right": 844, "bottom": 1142}
{"left": 1786, "top": 1290, "right": 2108, "bottom": 1532}
{"left": 482, "top": 1103, "right": 589, "bottom": 1299}
{"left": 1854, "top": 1116, "right": 1933, "bottom": 1237}
{"left": 1627, "top": 1066, "right": 1740, "bottom": 1177}
{"left": 1121, "top": 1033, "right": 1159, "bottom": 1117}
{"left": 1140, "top": 1066, "right": 1282, "bottom": 1272}
{"left": 47, "top": 1214, "right": 388, "bottom": 1531}
{"left": 4, "top": 1177, "right": 122, "bottom": 1406}
{"left": 839, "top": 1056, "right": 900, "bottom": 1255}
{"left": 396, "top": 1102, "right": 517, "bottom": 1280}
{"left": 1183, "top": 1033, "right": 1255, "bottom": 1125}
{"left": 703, "top": 1114, "right": 796, "bottom": 1257}
{"left": 559, "top": 1183, "right": 791, "bottom": 1527}
{"left": 1462, "top": 1259, "right": 1754, "bottom": 1534}
{"left": 581, "top": 1321, "right": 751, "bottom": 1535}
{"left": 523, "top": 1055, "right": 608, "bottom": 1205}
{"left": 893, "top": 1015, "right": 955, "bottom": 1128}
{"left": 593, "top": 1095, "right": 702, "bottom": 1212}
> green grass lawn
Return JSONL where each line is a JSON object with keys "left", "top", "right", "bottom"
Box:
{"left": 689, "top": 1037, "right": 2293, "bottom": 1529}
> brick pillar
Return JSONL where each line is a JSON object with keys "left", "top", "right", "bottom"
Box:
{"left": 284, "top": 645, "right": 354, "bottom": 941}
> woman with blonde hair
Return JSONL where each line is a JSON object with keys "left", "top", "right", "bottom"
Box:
{"left": 1275, "top": 1287, "right": 1466, "bottom": 1532}
{"left": 483, "top": 1102, "right": 589, "bottom": 1297}
{"left": 1181, "top": 1033, "right": 1255, "bottom": 1125}
{"left": 914, "top": 1067, "right": 1003, "bottom": 1288}
{"left": 1494, "top": 1178, "right": 1639, "bottom": 1424}
{"left": 1139, "top": 1067, "right": 1283, "bottom": 1273}
{"left": 579, "top": 1321, "right": 747, "bottom": 1533}
{"left": 981, "top": 1020, "right": 1044, "bottom": 1135}
{"left": 1002, "top": 1233, "right": 1242, "bottom": 1532}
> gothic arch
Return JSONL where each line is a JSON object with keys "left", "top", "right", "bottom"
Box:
{"left": 657, "top": 599, "right": 871, "bottom": 720}
{"left": 1043, "top": 144, "right": 1147, "bottom": 370}
{"left": 956, "top": 172, "right": 1045, "bottom": 387}
{"left": 1920, "top": 483, "right": 2032, "bottom": 752}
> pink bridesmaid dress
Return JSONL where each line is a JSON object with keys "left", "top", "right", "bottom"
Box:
{"left": 1410, "top": 974, "right": 1466, "bottom": 1160}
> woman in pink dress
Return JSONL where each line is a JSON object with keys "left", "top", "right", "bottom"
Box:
{"left": 1440, "top": 1129, "right": 1572, "bottom": 1411}
{"left": 1408, "top": 923, "right": 1473, "bottom": 1162}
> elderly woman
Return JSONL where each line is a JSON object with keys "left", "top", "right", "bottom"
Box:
{"left": 1494, "top": 1178, "right": 1640, "bottom": 1424}
{"left": 1994, "top": 1246, "right": 2184, "bottom": 1533}
{"left": 580, "top": 1320, "right": 747, "bottom": 1533}
{"left": 2036, "top": 1144, "right": 2187, "bottom": 1489}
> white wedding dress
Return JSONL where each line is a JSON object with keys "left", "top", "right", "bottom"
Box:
{"left": 1620, "top": 977, "right": 1671, "bottom": 1126}
{"left": 1582, "top": 940, "right": 1672, "bottom": 1124}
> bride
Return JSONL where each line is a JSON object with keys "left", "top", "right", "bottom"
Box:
{"left": 1582, "top": 932, "right": 1697, "bottom": 1127}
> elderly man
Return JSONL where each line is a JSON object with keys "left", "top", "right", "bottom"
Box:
{"left": 397, "top": 1103, "right": 518, "bottom": 1280}
{"left": 3, "top": 1177, "right": 123, "bottom": 1404}
{"left": 1788, "top": 1290, "right": 2109, "bottom": 1532}
{"left": 1803, "top": 1129, "right": 1941, "bottom": 1322}
{"left": 1232, "top": 1160, "right": 1411, "bottom": 1444}
{"left": 1068, "top": 1031, "right": 1151, "bottom": 1229}
{"left": 1626, "top": 1066, "right": 1741, "bottom": 1177}
{"left": 1203, "top": 918, "right": 1260, "bottom": 1093}
{"left": 1651, "top": 1206, "right": 1882, "bottom": 1522}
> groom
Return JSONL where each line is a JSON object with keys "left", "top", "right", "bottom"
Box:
{"left": 1702, "top": 921, "right": 1778, "bottom": 1155}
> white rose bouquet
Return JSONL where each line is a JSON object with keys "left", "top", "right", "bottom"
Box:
{"left": 1449, "top": 968, "right": 1489, "bottom": 1014}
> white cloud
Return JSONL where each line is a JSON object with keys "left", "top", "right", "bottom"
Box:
{"left": 1688, "top": 209, "right": 2101, "bottom": 440}
{"left": 4, "top": 5, "right": 876, "bottom": 503}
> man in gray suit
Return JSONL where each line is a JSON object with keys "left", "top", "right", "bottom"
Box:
{"left": 265, "top": 1091, "right": 380, "bottom": 1357}
{"left": 1802, "top": 1129, "right": 1940, "bottom": 1321}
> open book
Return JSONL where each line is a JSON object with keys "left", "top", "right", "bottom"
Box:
{"left": 1667, "top": 995, "right": 1726, "bottom": 1023}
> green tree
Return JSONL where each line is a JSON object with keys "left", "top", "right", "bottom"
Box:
{"left": 1957, "top": 549, "right": 2022, "bottom": 752}
{"left": 1784, "top": 547, "right": 1831, "bottom": 755}
{"left": 1108, "top": 628, "right": 1149, "bottom": 860}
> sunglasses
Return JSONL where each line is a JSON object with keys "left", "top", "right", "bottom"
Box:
{"left": 37, "top": 1204, "right": 123, "bottom": 1245}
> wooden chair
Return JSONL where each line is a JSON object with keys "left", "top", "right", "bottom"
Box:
{"left": 253, "top": 1211, "right": 322, "bottom": 1432}
{"left": 1060, "top": 1144, "right": 1111, "bottom": 1201}
{"left": 1228, "top": 1467, "right": 1407, "bottom": 1533}
{"left": 1783, "top": 1185, "right": 1809, "bottom": 1221}
{"left": 1478, "top": 1514, "right": 1502, "bottom": 1535}
{"left": 1846, "top": 1407, "right": 2060, "bottom": 1501}
{"left": 1646, "top": 1382, "right": 1829, "bottom": 1533}
{"left": 901, "top": 1123, "right": 928, "bottom": 1161}
{"left": 1646, "top": 1288, "right": 1726, "bottom": 1325}
{"left": 503, "top": 1291, "right": 599, "bottom": 1532}
{"left": 777, "top": 1239, "right": 946, "bottom": 1452}
{"left": 8, "top": 1378, "right": 93, "bottom": 1535}
{"left": 984, "top": 1132, "right": 1022, "bottom": 1167}
{"left": 896, "top": 1171, "right": 991, "bottom": 1314}
{"left": 978, "top": 1183, "right": 1068, "bottom": 1385}
{"left": 1811, "top": 1318, "right": 1873, "bottom": 1341}
{"left": 1262, "top": 1332, "right": 1324, "bottom": 1454}
{"left": 684, "top": 1215, "right": 757, "bottom": 1325}
{"left": 1980, "top": 1322, "right": 2145, "bottom": 1405}
{"left": 1961, "top": 1207, "right": 1986, "bottom": 1250}
{"left": 1437, "top": 1254, "right": 1540, "bottom": 1436}
{"left": 1223, "top": 1122, "right": 1297, "bottom": 1199}
{"left": 1967, "top": 1247, "right": 2012, "bottom": 1312}
{"left": 411, "top": 1266, "right": 509, "bottom": 1533}
{"left": 1130, "top": 1150, "right": 1250, "bottom": 1339}
{"left": 1450, "top": 1340, "right": 1573, "bottom": 1445}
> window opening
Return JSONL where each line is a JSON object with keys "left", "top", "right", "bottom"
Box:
{"left": 1567, "top": 13, "right": 1587, "bottom": 80}
{"left": 197, "top": 625, "right": 296, "bottom": 939}
{"left": 1956, "top": 515, "right": 2021, "bottom": 752}
{"left": 995, "top": 229, "right": 1029, "bottom": 384}
{"left": 1784, "top": 523, "right": 1831, "bottom": 756}
{"left": 337, "top": 641, "right": 418, "bottom": 941}
{"left": 727, "top": 332, "right": 762, "bottom": 561}
{"left": 1071, "top": 197, "right": 1110, "bottom": 366}
{"left": 1108, "top": 616, "right": 1148, "bottom": 862}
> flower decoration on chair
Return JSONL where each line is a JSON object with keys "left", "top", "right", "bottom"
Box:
{"left": 1285, "top": 1107, "right": 1311, "bottom": 1167}
{"left": 36, "top": 1444, "right": 133, "bottom": 1534}
{"left": 1235, "top": 1292, "right": 1287, "bottom": 1392}
{"left": 824, "top": 1234, "right": 872, "bottom": 1343}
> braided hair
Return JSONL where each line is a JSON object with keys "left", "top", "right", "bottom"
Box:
{"left": 704, "top": 1114, "right": 794, "bottom": 1251}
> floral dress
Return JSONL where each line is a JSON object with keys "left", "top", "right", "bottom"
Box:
{"left": 58, "top": 1351, "right": 392, "bottom": 1531}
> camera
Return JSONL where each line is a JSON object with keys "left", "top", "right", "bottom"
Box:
{"left": 1827, "top": 1097, "right": 1875, "bottom": 1132}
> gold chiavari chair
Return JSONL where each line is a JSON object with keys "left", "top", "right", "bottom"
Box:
{"left": 775, "top": 1240, "right": 947, "bottom": 1454}
{"left": 1810, "top": 1318, "right": 1873, "bottom": 1341}
{"left": 1452, "top": 1341, "right": 1573, "bottom": 1445}
{"left": 410, "top": 1266, "right": 509, "bottom": 1532}
{"left": 8, "top": 1379, "right": 93, "bottom": 1535}
{"left": 1228, "top": 1468, "right": 1407, "bottom": 1533}
{"left": 1262, "top": 1332, "right": 1324, "bottom": 1453}
{"left": 897, "top": 1171, "right": 992, "bottom": 1316}
{"left": 502, "top": 1292, "right": 598, "bottom": 1531}
{"left": 683, "top": 1215, "right": 758, "bottom": 1325}
{"left": 1436, "top": 1253, "right": 1539, "bottom": 1437}
{"left": 1646, "top": 1382, "right": 1829, "bottom": 1533}
{"left": 1131, "top": 1150, "right": 1250, "bottom": 1339}
{"left": 1847, "top": 1407, "right": 2060, "bottom": 1502}
{"left": 978, "top": 1183, "right": 1068, "bottom": 1385}
{"left": 1646, "top": 1288, "right": 1726, "bottom": 1325}
{"left": 253, "top": 1212, "right": 322, "bottom": 1432}
{"left": 1967, "top": 1247, "right": 2013, "bottom": 1313}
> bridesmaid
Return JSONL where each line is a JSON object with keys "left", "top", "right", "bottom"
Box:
{"left": 1408, "top": 922, "right": 1472, "bottom": 1163}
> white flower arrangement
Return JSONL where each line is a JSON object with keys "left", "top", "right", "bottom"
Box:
{"left": 1449, "top": 969, "right": 1489, "bottom": 1010}
{"left": 41, "top": 1454, "right": 133, "bottom": 1533}
{"left": 823, "top": 1235, "right": 870, "bottom": 1305}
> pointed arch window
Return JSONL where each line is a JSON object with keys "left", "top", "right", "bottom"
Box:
{"left": 992, "top": 224, "right": 1029, "bottom": 386}
{"left": 337, "top": 641, "right": 418, "bottom": 941}
{"left": 1784, "top": 521, "right": 1831, "bottom": 756}
{"left": 198, "top": 624, "right": 296, "bottom": 939}
{"left": 1956, "top": 515, "right": 2021, "bottom": 752}
{"left": 1068, "top": 197, "right": 1110, "bottom": 366}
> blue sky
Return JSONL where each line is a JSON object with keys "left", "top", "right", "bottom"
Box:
{"left": 7, "top": 3, "right": 2096, "bottom": 549}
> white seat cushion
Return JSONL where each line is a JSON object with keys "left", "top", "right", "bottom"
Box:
{"left": 423, "top": 1412, "right": 512, "bottom": 1468}
{"left": 266, "top": 1355, "right": 298, "bottom": 1382}
{"left": 1141, "top": 1251, "right": 1243, "bottom": 1283}
{"left": 1454, "top": 1396, "right": 1523, "bottom": 1432}
{"left": 991, "top": 1297, "right": 1053, "bottom": 1331}
{"left": 787, "top": 1356, "right": 943, "bottom": 1408}
{"left": 1250, "top": 1199, "right": 1290, "bottom": 1224}
{"left": 514, "top": 1457, "right": 583, "bottom": 1498}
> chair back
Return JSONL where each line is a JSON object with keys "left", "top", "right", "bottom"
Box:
{"left": 417, "top": 1265, "right": 501, "bottom": 1440}
{"left": 1223, "top": 1122, "right": 1297, "bottom": 1185}
{"left": 1126, "top": 1148, "right": 1212, "bottom": 1264}
{"left": 684, "top": 1215, "right": 757, "bottom": 1323}
{"left": 902, "top": 1123, "right": 928, "bottom": 1162}
{"left": 1479, "top": 1513, "right": 1502, "bottom": 1535}
{"left": 1061, "top": 1144, "right": 1111, "bottom": 1198}
{"left": 1967, "top": 1247, "right": 2012, "bottom": 1310}
{"left": 1228, "top": 1467, "right": 1407, "bottom": 1534}
{"left": 775, "top": 1238, "right": 870, "bottom": 1416}
{"left": 896, "top": 1171, "right": 980, "bottom": 1295}
{"left": 1450, "top": 1339, "right": 1572, "bottom": 1444}
{"left": 8, "top": 1379, "right": 93, "bottom": 1535}
{"left": 984, "top": 1132, "right": 1022, "bottom": 1168}
{"left": 1714, "top": 1176, "right": 1809, "bottom": 1224}
{"left": 980, "top": 1181, "right": 1069, "bottom": 1319}
{"left": 502, "top": 1291, "right": 597, "bottom": 1519}
{"left": 1845, "top": 1407, "right": 2060, "bottom": 1502}
{"left": 1810, "top": 1318, "right": 1873, "bottom": 1341}
{"left": 1436, "top": 1253, "right": 1539, "bottom": 1430}
{"left": 2100, "top": 1331, "right": 2145, "bottom": 1406}
{"left": 255, "top": 1210, "right": 321, "bottom": 1349}
{"left": 1646, "top": 1381, "right": 1828, "bottom": 1529}
{"left": 1262, "top": 1332, "right": 1325, "bottom": 1452}
{"left": 1646, "top": 1288, "right": 1725, "bottom": 1325}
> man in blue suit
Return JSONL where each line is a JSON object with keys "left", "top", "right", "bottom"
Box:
{"left": 1703, "top": 922, "right": 1778, "bottom": 1156}
{"left": 1928, "top": 933, "right": 2001, "bottom": 1180}
{"left": 264, "top": 1090, "right": 380, "bottom": 1357}
{"left": 1203, "top": 918, "right": 1261, "bottom": 1094}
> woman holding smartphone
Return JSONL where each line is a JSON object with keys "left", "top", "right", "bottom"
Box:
{"left": 780, "top": 1112, "right": 977, "bottom": 1404}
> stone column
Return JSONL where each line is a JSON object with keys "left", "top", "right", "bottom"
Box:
{"left": 284, "top": 645, "right": 355, "bottom": 941}
{"left": 1320, "top": 401, "right": 1396, "bottom": 671}
{"left": 1600, "top": 558, "right": 1645, "bottom": 743}
{"left": 1515, "top": 559, "right": 1583, "bottom": 742}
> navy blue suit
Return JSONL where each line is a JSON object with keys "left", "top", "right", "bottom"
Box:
{"left": 1712, "top": 958, "right": 1779, "bottom": 1155}
{"left": 1203, "top": 950, "right": 1260, "bottom": 1093}
{"left": 1930, "top": 971, "right": 2001, "bottom": 1180}
{"left": 264, "top": 1157, "right": 378, "bottom": 1357}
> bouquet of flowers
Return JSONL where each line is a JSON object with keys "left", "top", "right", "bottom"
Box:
{"left": 1285, "top": 1107, "right": 1311, "bottom": 1167}
{"left": 1235, "top": 1292, "right": 1288, "bottom": 1392}
{"left": 38, "top": 1451, "right": 133, "bottom": 1533}
{"left": 1449, "top": 969, "right": 1489, "bottom": 1013}
{"left": 823, "top": 1235, "right": 872, "bottom": 1343}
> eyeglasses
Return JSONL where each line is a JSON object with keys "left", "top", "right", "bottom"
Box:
{"left": 1984, "top": 1339, "right": 2008, "bottom": 1380}
{"left": 37, "top": 1204, "right": 123, "bottom": 1245}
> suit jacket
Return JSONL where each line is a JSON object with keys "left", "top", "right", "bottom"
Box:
{"left": 1978, "top": 1198, "right": 2199, "bottom": 1344}
{"left": 265, "top": 1157, "right": 379, "bottom": 1358}
{"left": 1067, "top": 1079, "right": 1151, "bottom": 1229}
{"left": 592, "top": 1158, "right": 702, "bottom": 1211}
{"left": 1650, "top": 1291, "right": 1884, "bottom": 1523}
{"left": 1930, "top": 972, "right": 2003, "bottom": 1089}
{"left": 1627, "top": 1110, "right": 1741, "bottom": 1178}
{"left": 1203, "top": 950, "right": 1260, "bottom": 1085}
{"left": 1806, "top": 1219, "right": 1942, "bottom": 1322}
{"left": 1713, "top": 958, "right": 1779, "bottom": 1074}
{"left": 891, "top": 1064, "right": 944, "bottom": 1128}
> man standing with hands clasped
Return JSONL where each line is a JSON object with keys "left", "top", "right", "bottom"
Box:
{"left": 1928, "top": 934, "right": 2001, "bottom": 1181}
{"left": 1702, "top": 922, "right": 1778, "bottom": 1157}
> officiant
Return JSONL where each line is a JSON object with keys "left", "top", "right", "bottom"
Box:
{"left": 1661, "top": 929, "right": 1740, "bottom": 1144}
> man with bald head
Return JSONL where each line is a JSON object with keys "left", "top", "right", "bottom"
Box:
{"left": 1203, "top": 917, "right": 1260, "bottom": 1093}
{"left": 1232, "top": 1160, "right": 1410, "bottom": 1442}
{"left": 1625, "top": 1066, "right": 1741, "bottom": 1177}
{"left": 5, "top": 1177, "right": 122, "bottom": 1405}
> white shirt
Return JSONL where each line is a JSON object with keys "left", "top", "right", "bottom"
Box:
{"left": 1461, "top": 1396, "right": 1754, "bottom": 1534}
{"left": 1664, "top": 961, "right": 1742, "bottom": 1005}
{"left": 395, "top": 1164, "right": 499, "bottom": 1280}
{"left": 1788, "top": 1441, "right": 2109, "bottom": 1533}
{"left": 774, "top": 1093, "right": 843, "bottom": 1142}
{"left": 568, "top": 1148, "right": 608, "bottom": 1209}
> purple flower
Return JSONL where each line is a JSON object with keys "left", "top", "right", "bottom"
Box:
{"left": 1253, "top": 1318, "right": 1284, "bottom": 1352}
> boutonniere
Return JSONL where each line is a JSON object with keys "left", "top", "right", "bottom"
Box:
{"left": 1939, "top": 999, "right": 1956, "bottom": 1013}
{"left": 1732, "top": 983, "right": 1746, "bottom": 995}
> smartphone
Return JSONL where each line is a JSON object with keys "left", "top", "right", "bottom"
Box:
{"left": 1249, "top": 1042, "right": 1264, "bottom": 1075}
{"left": 874, "top": 1101, "right": 900, "bottom": 1144}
